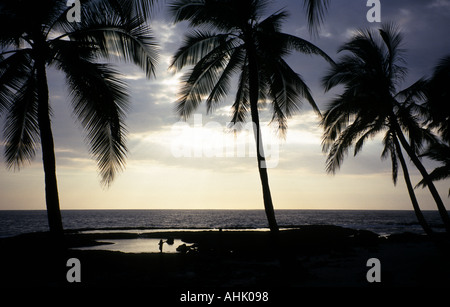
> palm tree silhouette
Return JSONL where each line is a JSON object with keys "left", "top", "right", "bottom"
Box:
{"left": 320, "top": 24, "right": 443, "bottom": 235}
{"left": 418, "top": 55, "right": 450, "bottom": 196}
{"left": 0, "top": 0, "right": 158, "bottom": 237}
{"left": 169, "top": 0, "right": 333, "bottom": 232}
{"left": 426, "top": 56, "right": 450, "bottom": 143}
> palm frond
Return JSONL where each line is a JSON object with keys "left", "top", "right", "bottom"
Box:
{"left": 416, "top": 166, "right": 450, "bottom": 196}
{"left": 395, "top": 78, "right": 428, "bottom": 104}
{"left": 354, "top": 121, "right": 383, "bottom": 156}
{"left": 3, "top": 71, "right": 39, "bottom": 170}
{"left": 230, "top": 66, "right": 250, "bottom": 128}
{"left": 419, "top": 141, "right": 450, "bottom": 164}
{"left": 54, "top": 43, "right": 129, "bottom": 186}
{"left": 321, "top": 92, "right": 361, "bottom": 147}
{"left": 427, "top": 55, "right": 450, "bottom": 143}
{"left": 396, "top": 104, "right": 438, "bottom": 153}
{"left": 418, "top": 141, "right": 450, "bottom": 196}
{"left": 0, "top": 50, "right": 34, "bottom": 113}
{"left": 380, "top": 130, "right": 399, "bottom": 185}
{"left": 281, "top": 33, "right": 335, "bottom": 66}
{"left": 170, "top": 31, "right": 232, "bottom": 71}
{"left": 175, "top": 34, "right": 239, "bottom": 119}
{"left": 324, "top": 115, "right": 365, "bottom": 174}
{"left": 169, "top": 0, "right": 209, "bottom": 25}
{"left": 265, "top": 57, "right": 317, "bottom": 118}
{"left": 257, "top": 10, "right": 289, "bottom": 34}
{"left": 379, "top": 22, "right": 407, "bottom": 86}
{"left": 389, "top": 141, "right": 398, "bottom": 185}
{"left": 0, "top": 48, "right": 40, "bottom": 169}
{"left": 171, "top": 0, "right": 270, "bottom": 30}
{"left": 52, "top": 0, "right": 157, "bottom": 33}
{"left": 270, "top": 96, "right": 288, "bottom": 138}
{"left": 206, "top": 46, "right": 245, "bottom": 113}
{"left": 170, "top": 0, "right": 235, "bottom": 30}
{"left": 55, "top": 4, "right": 158, "bottom": 78}
{"left": 303, "top": 0, "right": 330, "bottom": 36}
{"left": 425, "top": 166, "right": 450, "bottom": 182}
{"left": 321, "top": 63, "right": 356, "bottom": 93}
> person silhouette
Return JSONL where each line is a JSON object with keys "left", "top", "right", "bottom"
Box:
{"left": 158, "top": 239, "right": 164, "bottom": 253}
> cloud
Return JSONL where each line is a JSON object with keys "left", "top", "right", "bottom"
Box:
{"left": 1, "top": 0, "right": 449, "bottom": 210}
{"left": 428, "top": 0, "right": 450, "bottom": 9}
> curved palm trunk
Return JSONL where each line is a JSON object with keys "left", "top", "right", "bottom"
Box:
{"left": 393, "top": 135, "right": 434, "bottom": 236}
{"left": 394, "top": 125, "right": 450, "bottom": 233}
{"left": 36, "top": 57, "right": 64, "bottom": 238}
{"left": 246, "top": 36, "right": 279, "bottom": 233}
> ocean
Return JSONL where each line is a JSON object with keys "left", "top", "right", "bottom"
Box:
{"left": 0, "top": 209, "right": 446, "bottom": 238}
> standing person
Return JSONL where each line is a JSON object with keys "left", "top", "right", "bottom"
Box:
{"left": 158, "top": 239, "right": 164, "bottom": 253}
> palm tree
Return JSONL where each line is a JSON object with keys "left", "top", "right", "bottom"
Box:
{"left": 0, "top": 0, "right": 158, "bottom": 237}
{"left": 426, "top": 55, "right": 450, "bottom": 143}
{"left": 418, "top": 55, "right": 450, "bottom": 196}
{"left": 168, "top": 0, "right": 333, "bottom": 232}
{"left": 320, "top": 23, "right": 439, "bottom": 235}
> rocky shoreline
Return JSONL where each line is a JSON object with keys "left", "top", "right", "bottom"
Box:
{"left": 1, "top": 225, "right": 449, "bottom": 289}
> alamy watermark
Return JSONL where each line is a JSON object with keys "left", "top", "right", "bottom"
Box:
{"left": 170, "top": 114, "right": 280, "bottom": 168}
{"left": 66, "top": 0, "right": 81, "bottom": 23}
{"left": 366, "top": 0, "right": 381, "bottom": 23}
{"left": 366, "top": 258, "right": 381, "bottom": 282}
{"left": 66, "top": 258, "right": 81, "bottom": 282}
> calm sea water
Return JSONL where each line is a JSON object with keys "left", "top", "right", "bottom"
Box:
{"left": 0, "top": 209, "right": 446, "bottom": 238}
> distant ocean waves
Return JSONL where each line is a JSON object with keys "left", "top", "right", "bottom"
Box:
{"left": 0, "top": 209, "right": 446, "bottom": 238}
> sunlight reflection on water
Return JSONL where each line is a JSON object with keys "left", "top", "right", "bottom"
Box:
{"left": 73, "top": 229, "right": 270, "bottom": 253}
{"left": 74, "top": 238, "right": 185, "bottom": 253}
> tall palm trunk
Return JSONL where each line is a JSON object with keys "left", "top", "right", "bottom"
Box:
{"left": 36, "top": 54, "right": 64, "bottom": 238}
{"left": 394, "top": 124, "right": 450, "bottom": 233}
{"left": 245, "top": 34, "right": 279, "bottom": 233}
{"left": 393, "top": 135, "right": 434, "bottom": 236}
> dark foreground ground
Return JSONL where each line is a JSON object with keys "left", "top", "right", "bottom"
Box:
{"left": 1, "top": 225, "right": 449, "bottom": 294}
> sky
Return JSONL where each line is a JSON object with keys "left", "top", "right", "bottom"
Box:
{"left": 0, "top": 0, "right": 449, "bottom": 211}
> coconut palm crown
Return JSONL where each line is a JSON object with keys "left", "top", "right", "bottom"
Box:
{"left": 169, "top": 0, "right": 334, "bottom": 232}
{"left": 321, "top": 23, "right": 449, "bottom": 233}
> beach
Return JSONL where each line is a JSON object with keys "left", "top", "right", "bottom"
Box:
{"left": 1, "top": 225, "right": 449, "bottom": 292}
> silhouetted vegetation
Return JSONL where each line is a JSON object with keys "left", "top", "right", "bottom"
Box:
{"left": 0, "top": 0, "right": 158, "bottom": 236}
{"left": 169, "top": 0, "right": 333, "bottom": 231}
{"left": 321, "top": 23, "right": 450, "bottom": 234}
